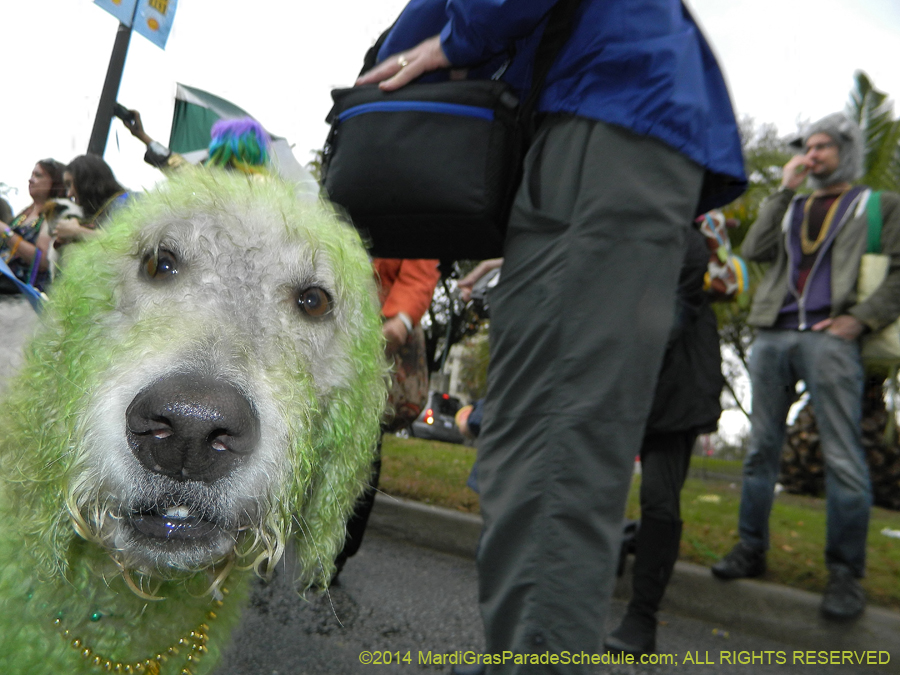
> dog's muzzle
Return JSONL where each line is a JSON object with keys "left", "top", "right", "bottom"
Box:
{"left": 109, "top": 373, "right": 263, "bottom": 554}
{"left": 126, "top": 373, "right": 260, "bottom": 484}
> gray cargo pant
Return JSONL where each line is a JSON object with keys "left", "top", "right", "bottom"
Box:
{"left": 475, "top": 115, "right": 704, "bottom": 673}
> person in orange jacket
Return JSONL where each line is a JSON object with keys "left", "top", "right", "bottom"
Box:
{"left": 375, "top": 258, "right": 441, "bottom": 357}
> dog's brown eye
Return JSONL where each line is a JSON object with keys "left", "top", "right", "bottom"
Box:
{"left": 143, "top": 249, "right": 179, "bottom": 279}
{"left": 297, "top": 287, "right": 331, "bottom": 317}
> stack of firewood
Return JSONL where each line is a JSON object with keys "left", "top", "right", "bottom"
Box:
{"left": 779, "top": 377, "right": 900, "bottom": 510}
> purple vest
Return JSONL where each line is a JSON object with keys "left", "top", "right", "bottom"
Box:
{"left": 775, "top": 186, "right": 865, "bottom": 330}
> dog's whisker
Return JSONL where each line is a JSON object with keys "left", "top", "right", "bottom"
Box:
{"left": 43, "top": 364, "right": 92, "bottom": 398}
{"left": 324, "top": 584, "right": 345, "bottom": 628}
{"left": 43, "top": 454, "right": 69, "bottom": 469}
{"left": 206, "top": 553, "right": 236, "bottom": 598}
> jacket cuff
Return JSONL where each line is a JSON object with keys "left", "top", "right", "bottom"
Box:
{"left": 848, "top": 306, "right": 881, "bottom": 333}
{"left": 395, "top": 312, "right": 414, "bottom": 334}
{"left": 766, "top": 186, "right": 796, "bottom": 207}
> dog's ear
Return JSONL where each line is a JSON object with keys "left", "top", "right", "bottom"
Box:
{"left": 297, "top": 369, "right": 386, "bottom": 587}
{"left": 291, "top": 241, "right": 389, "bottom": 589}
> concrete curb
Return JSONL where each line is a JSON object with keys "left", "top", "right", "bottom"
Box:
{"left": 369, "top": 494, "right": 482, "bottom": 559}
{"left": 369, "top": 494, "right": 900, "bottom": 665}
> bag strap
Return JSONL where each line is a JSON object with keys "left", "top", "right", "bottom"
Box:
{"left": 520, "top": 0, "right": 583, "bottom": 125}
{"left": 866, "top": 190, "right": 883, "bottom": 254}
{"left": 359, "top": 22, "right": 397, "bottom": 77}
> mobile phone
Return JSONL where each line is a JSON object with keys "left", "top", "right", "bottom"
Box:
{"left": 113, "top": 103, "right": 135, "bottom": 124}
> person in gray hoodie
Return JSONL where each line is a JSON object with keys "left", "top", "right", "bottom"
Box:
{"left": 711, "top": 112, "right": 900, "bottom": 621}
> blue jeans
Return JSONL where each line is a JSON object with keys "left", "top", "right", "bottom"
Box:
{"left": 738, "top": 329, "right": 872, "bottom": 576}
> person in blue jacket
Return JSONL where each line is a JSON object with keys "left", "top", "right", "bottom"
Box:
{"left": 358, "top": 2, "right": 745, "bottom": 673}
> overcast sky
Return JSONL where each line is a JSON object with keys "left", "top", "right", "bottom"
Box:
{"left": 3, "top": 0, "right": 900, "bottom": 212}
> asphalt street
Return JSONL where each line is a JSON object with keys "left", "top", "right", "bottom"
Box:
{"left": 215, "top": 532, "right": 888, "bottom": 675}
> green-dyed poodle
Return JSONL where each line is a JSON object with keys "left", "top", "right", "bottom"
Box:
{"left": 0, "top": 168, "right": 387, "bottom": 674}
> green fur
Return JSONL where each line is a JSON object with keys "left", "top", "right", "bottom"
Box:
{"left": 0, "top": 169, "right": 387, "bottom": 673}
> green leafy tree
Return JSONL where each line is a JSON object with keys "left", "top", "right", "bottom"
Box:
{"left": 306, "top": 149, "right": 324, "bottom": 184}
{"left": 455, "top": 326, "right": 491, "bottom": 401}
{"left": 850, "top": 71, "right": 900, "bottom": 192}
{"left": 716, "top": 117, "right": 793, "bottom": 421}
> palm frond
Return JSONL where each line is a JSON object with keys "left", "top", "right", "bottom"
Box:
{"left": 848, "top": 70, "right": 900, "bottom": 191}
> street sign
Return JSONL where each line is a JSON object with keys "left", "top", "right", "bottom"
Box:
{"left": 93, "top": 0, "right": 138, "bottom": 26}
{"left": 88, "top": 0, "right": 178, "bottom": 153}
{"left": 134, "top": 0, "right": 178, "bottom": 50}
{"left": 94, "top": 0, "right": 177, "bottom": 49}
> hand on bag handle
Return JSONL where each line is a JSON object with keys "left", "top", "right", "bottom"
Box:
{"left": 356, "top": 35, "right": 450, "bottom": 92}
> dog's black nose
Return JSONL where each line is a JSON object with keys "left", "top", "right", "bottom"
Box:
{"left": 126, "top": 374, "right": 260, "bottom": 482}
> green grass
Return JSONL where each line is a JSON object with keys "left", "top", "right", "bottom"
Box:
{"left": 381, "top": 435, "right": 900, "bottom": 611}
{"left": 635, "top": 477, "right": 900, "bottom": 611}
{"left": 684, "top": 455, "right": 744, "bottom": 478}
{"left": 380, "top": 435, "right": 479, "bottom": 513}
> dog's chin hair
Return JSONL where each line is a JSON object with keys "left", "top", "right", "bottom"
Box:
{"left": 110, "top": 525, "right": 238, "bottom": 575}
{"left": 65, "top": 473, "right": 288, "bottom": 587}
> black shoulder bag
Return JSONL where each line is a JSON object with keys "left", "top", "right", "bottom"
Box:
{"left": 321, "top": 0, "right": 581, "bottom": 261}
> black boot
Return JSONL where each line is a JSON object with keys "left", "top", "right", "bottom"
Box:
{"left": 605, "top": 517, "right": 682, "bottom": 656}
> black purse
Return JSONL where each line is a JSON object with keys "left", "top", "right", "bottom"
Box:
{"left": 321, "top": 0, "right": 581, "bottom": 261}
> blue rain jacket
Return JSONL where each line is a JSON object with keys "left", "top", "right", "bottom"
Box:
{"left": 378, "top": 0, "right": 747, "bottom": 209}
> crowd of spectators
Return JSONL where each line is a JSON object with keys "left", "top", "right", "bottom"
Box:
{"left": 1, "top": 155, "right": 126, "bottom": 294}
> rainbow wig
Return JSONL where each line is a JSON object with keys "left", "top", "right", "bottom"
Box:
{"left": 206, "top": 117, "right": 272, "bottom": 174}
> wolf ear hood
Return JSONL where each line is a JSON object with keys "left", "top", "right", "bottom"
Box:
{"left": 791, "top": 112, "right": 864, "bottom": 189}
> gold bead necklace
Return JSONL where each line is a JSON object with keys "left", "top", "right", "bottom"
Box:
{"left": 800, "top": 189, "right": 848, "bottom": 255}
{"left": 53, "top": 587, "right": 228, "bottom": 675}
